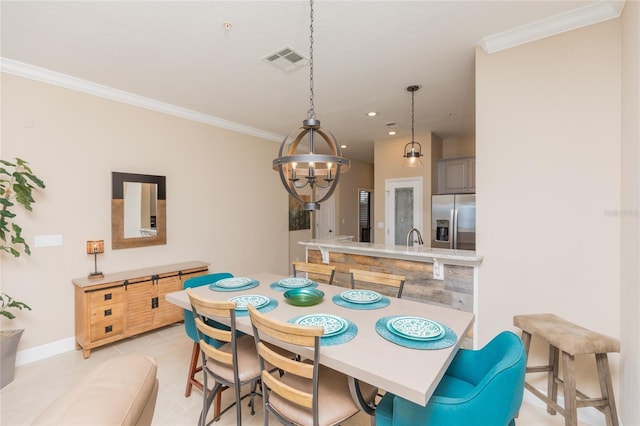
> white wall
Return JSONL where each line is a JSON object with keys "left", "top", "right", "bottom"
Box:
{"left": 476, "top": 18, "right": 622, "bottom": 403}
{"left": 620, "top": 1, "right": 640, "bottom": 423}
{"left": 0, "top": 73, "right": 289, "bottom": 352}
{"left": 373, "top": 132, "right": 434, "bottom": 244}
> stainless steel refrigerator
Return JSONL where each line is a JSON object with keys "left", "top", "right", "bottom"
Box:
{"left": 431, "top": 194, "right": 476, "bottom": 250}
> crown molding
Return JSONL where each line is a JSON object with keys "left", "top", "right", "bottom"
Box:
{"left": 480, "top": 0, "right": 626, "bottom": 53}
{"left": 0, "top": 58, "right": 283, "bottom": 143}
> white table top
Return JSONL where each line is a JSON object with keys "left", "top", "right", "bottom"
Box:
{"left": 166, "top": 272, "right": 474, "bottom": 406}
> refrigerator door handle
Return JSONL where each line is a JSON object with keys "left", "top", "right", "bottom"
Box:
{"left": 449, "top": 208, "right": 455, "bottom": 249}
{"left": 453, "top": 208, "right": 459, "bottom": 250}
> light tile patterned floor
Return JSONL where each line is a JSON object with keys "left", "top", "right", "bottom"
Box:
{"left": 1, "top": 324, "right": 579, "bottom": 425}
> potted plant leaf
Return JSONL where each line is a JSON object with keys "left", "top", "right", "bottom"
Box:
{"left": 0, "top": 158, "right": 45, "bottom": 388}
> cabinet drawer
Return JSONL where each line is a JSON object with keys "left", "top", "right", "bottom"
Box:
{"left": 88, "top": 287, "right": 124, "bottom": 306}
{"left": 90, "top": 303, "right": 124, "bottom": 324}
{"left": 90, "top": 318, "right": 124, "bottom": 341}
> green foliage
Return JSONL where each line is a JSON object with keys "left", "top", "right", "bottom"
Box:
{"left": 0, "top": 158, "right": 45, "bottom": 320}
{"left": 0, "top": 158, "right": 46, "bottom": 257}
{"left": 0, "top": 293, "right": 31, "bottom": 320}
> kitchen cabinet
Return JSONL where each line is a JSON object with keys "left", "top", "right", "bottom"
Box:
{"left": 437, "top": 156, "right": 475, "bottom": 194}
{"left": 73, "top": 261, "right": 208, "bottom": 358}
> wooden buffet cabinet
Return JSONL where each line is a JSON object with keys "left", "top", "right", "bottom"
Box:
{"left": 73, "top": 261, "right": 209, "bottom": 358}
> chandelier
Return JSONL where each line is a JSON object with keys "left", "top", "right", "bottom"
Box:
{"left": 273, "top": 0, "right": 350, "bottom": 211}
{"left": 403, "top": 85, "right": 423, "bottom": 168}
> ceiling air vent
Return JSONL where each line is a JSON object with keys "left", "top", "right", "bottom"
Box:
{"left": 263, "top": 46, "right": 309, "bottom": 72}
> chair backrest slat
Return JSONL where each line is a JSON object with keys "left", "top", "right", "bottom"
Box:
{"left": 257, "top": 342, "right": 314, "bottom": 379}
{"left": 350, "top": 268, "right": 406, "bottom": 298}
{"left": 261, "top": 370, "right": 314, "bottom": 409}
{"left": 292, "top": 261, "right": 336, "bottom": 285}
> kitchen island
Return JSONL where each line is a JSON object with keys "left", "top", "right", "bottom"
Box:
{"left": 299, "top": 239, "right": 483, "bottom": 346}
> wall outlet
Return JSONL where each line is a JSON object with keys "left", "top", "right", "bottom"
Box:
{"left": 433, "top": 259, "right": 444, "bottom": 280}
{"left": 377, "top": 222, "right": 384, "bottom": 229}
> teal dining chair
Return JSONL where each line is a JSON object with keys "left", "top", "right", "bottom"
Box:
{"left": 183, "top": 273, "right": 233, "bottom": 401}
{"left": 376, "top": 331, "right": 526, "bottom": 426}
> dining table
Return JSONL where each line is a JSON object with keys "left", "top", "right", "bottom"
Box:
{"left": 165, "top": 271, "right": 474, "bottom": 413}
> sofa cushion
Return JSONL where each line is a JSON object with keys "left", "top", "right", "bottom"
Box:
{"left": 33, "top": 353, "right": 158, "bottom": 426}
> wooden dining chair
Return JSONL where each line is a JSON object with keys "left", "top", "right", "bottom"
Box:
{"left": 248, "top": 304, "right": 377, "bottom": 426}
{"left": 187, "top": 289, "right": 261, "bottom": 426}
{"left": 349, "top": 268, "right": 406, "bottom": 298}
{"left": 292, "top": 261, "right": 336, "bottom": 285}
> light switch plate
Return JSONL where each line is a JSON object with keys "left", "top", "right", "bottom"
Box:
{"left": 34, "top": 234, "right": 63, "bottom": 247}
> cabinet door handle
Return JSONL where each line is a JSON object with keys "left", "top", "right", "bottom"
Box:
{"left": 104, "top": 293, "right": 112, "bottom": 301}
{"left": 104, "top": 309, "right": 112, "bottom": 317}
{"left": 105, "top": 325, "right": 113, "bottom": 333}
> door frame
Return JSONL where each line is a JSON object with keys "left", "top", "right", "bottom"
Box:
{"left": 385, "top": 177, "right": 423, "bottom": 246}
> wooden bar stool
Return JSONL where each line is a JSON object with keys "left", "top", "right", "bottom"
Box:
{"left": 513, "top": 313, "right": 619, "bottom": 426}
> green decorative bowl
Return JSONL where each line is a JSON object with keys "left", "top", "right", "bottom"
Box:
{"left": 283, "top": 288, "right": 325, "bottom": 306}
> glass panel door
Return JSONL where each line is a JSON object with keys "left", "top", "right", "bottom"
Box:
{"left": 394, "top": 187, "right": 414, "bottom": 245}
{"left": 385, "top": 177, "right": 423, "bottom": 246}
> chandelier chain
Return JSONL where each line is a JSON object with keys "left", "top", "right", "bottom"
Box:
{"left": 307, "top": 0, "right": 315, "bottom": 119}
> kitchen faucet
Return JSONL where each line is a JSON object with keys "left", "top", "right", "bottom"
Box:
{"left": 406, "top": 227, "right": 424, "bottom": 247}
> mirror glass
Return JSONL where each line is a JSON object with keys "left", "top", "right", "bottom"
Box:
{"left": 123, "top": 182, "right": 158, "bottom": 238}
{"left": 112, "top": 172, "right": 166, "bottom": 249}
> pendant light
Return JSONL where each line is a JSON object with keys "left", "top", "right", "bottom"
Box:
{"left": 272, "top": 0, "right": 350, "bottom": 211}
{"left": 403, "top": 85, "right": 423, "bottom": 168}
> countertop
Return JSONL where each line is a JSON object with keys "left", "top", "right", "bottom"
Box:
{"left": 299, "top": 239, "right": 483, "bottom": 267}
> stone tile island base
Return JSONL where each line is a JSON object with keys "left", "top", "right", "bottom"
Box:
{"left": 307, "top": 249, "right": 474, "bottom": 313}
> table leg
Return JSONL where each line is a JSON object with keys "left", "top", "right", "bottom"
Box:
{"left": 348, "top": 376, "right": 376, "bottom": 416}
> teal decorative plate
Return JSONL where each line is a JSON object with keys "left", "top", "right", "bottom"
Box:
{"left": 288, "top": 315, "right": 358, "bottom": 346}
{"left": 332, "top": 294, "right": 390, "bottom": 310}
{"left": 375, "top": 316, "right": 457, "bottom": 350}
{"left": 283, "top": 288, "right": 324, "bottom": 306}
{"left": 216, "top": 277, "right": 254, "bottom": 288}
{"left": 228, "top": 294, "right": 270, "bottom": 311}
{"left": 294, "top": 313, "right": 348, "bottom": 337}
{"left": 278, "top": 277, "right": 313, "bottom": 288}
{"left": 209, "top": 279, "right": 259, "bottom": 292}
{"left": 386, "top": 316, "right": 445, "bottom": 341}
{"left": 340, "top": 290, "right": 382, "bottom": 304}
{"left": 235, "top": 299, "right": 279, "bottom": 317}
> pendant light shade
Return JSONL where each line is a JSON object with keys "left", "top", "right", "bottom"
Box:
{"left": 272, "top": 0, "right": 350, "bottom": 211}
{"left": 403, "top": 85, "right": 423, "bottom": 168}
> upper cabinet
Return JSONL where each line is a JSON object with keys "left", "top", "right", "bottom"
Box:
{"left": 437, "top": 157, "right": 475, "bottom": 194}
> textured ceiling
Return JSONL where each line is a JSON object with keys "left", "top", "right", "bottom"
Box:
{"left": 0, "top": 1, "right": 622, "bottom": 163}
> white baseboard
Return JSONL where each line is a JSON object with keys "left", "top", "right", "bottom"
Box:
{"left": 15, "top": 337, "right": 76, "bottom": 366}
{"left": 523, "top": 387, "right": 618, "bottom": 426}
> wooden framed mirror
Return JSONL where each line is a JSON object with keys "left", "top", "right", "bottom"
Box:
{"left": 111, "top": 172, "right": 166, "bottom": 249}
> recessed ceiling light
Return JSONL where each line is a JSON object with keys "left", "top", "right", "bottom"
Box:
{"left": 340, "top": 144, "right": 347, "bottom": 149}
{"left": 388, "top": 131, "right": 397, "bottom": 136}
{"left": 367, "top": 112, "right": 377, "bottom": 117}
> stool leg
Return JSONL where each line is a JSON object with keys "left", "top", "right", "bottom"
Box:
{"left": 548, "top": 345, "right": 559, "bottom": 415}
{"left": 185, "top": 341, "right": 201, "bottom": 397}
{"left": 521, "top": 331, "right": 532, "bottom": 356}
{"left": 562, "top": 351, "right": 577, "bottom": 426}
{"left": 516, "top": 331, "right": 532, "bottom": 419}
{"left": 596, "top": 353, "right": 619, "bottom": 426}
